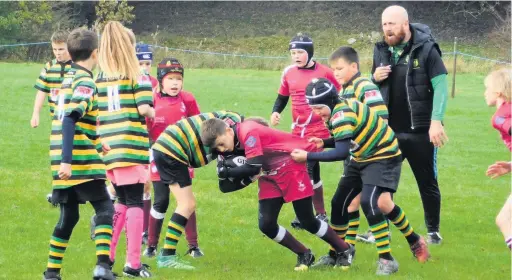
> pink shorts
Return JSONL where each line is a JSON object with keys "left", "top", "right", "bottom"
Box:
{"left": 149, "top": 160, "right": 194, "bottom": 182}
{"left": 258, "top": 161, "right": 314, "bottom": 203}
{"left": 107, "top": 165, "right": 149, "bottom": 186}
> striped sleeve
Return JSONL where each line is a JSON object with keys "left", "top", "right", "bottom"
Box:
{"left": 133, "top": 75, "right": 154, "bottom": 107}
{"left": 34, "top": 61, "right": 51, "bottom": 92}
{"left": 66, "top": 78, "right": 96, "bottom": 118}
{"left": 330, "top": 105, "right": 357, "bottom": 141}
{"left": 358, "top": 82, "right": 388, "bottom": 120}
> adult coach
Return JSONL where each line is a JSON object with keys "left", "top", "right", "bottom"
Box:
{"left": 371, "top": 5, "right": 448, "bottom": 244}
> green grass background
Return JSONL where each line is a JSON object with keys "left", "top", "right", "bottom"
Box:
{"left": 0, "top": 63, "right": 510, "bottom": 279}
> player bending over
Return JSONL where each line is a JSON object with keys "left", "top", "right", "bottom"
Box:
{"left": 201, "top": 117, "right": 354, "bottom": 271}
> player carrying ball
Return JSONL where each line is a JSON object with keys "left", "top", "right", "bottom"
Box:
{"left": 201, "top": 118, "right": 355, "bottom": 271}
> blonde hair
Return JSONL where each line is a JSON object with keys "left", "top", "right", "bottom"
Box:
{"left": 98, "top": 21, "right": 140, "bottom": 81}
{"left": 485, "top": 68, "right": 512, "bottom": 101}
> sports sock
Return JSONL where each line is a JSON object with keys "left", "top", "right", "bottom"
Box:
{"left": 312, "top": 185, "right": 326, "bottom": 215}
{"left": 46, "top": 236, "right": 69, "bottom": 274}
{"left": 162, "top": 213, "right": 188, "bottom": 256}
{"left": 368, "top": 216, "right": 392, "bottom": 260}
{"left": 345, "top": 211, "right": 360, "bottom": 246}
{"left": 386, "top": 205, "right": 420, "bottom": 245}
{"left": 185, "top": 211, "right": 198, "bottom": 248}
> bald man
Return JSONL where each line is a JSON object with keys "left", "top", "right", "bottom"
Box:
{"left": 370, "top": 5, "right": 448, "bottom": 245}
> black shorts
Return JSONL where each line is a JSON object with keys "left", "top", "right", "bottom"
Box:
{"left": 340, "top": 155, "right": 402, "bottom": 192}
{"left": 51, "top": 179, "right": 109, "bottom": 204}
{"left": 153, "top": 150, "right": 192, "bottom": 188}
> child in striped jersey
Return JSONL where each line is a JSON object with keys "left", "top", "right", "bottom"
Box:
{"left": 483, "top": 68, "right": 512, "bottom": 251}
{"left": 96, "top": 21, "right": 154, "bottom": 278}
{"left": 329, "top": 46, "right": 389, "bottom": 247}
{"left": 144, "top": 58, "right": 204, "bottom": 259}
{"left": 291, "top": 79, "right": 430, "bottom": 275}
{"left": 42, "top": 28, "right": 116, "bottom": 280}
{"left": 136, "top": 43, "right": 158, "bottom": 245}
{"left": 32, "top": 30, "right": 73, "bottom": 128}
{"left": 151, "top": 111, "right": 243, "bottom": 270}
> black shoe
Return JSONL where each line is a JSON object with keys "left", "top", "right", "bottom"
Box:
{"left": 294, "top": 250, "right": 315, "bottom": 271}
{"left": 42, "top": 271, "right": 61, "bottom": 280}
{"left": 427, "top": 232, "right": 443, "bottom": 245}
{"left": 335, "top": 244, "right": 355, "bottom": 271}
{"left": 123, "top": 264, "right": 152, "bottom": 278}
{"left": 142, "top": 231, "right": 149, "bottom": 246}
{"left": 143, "top": 245, "right": 157, "bottom": 258}
{"left": 93, "top": 264, "right": 116, "bottom": 280}
{"left": 186, "top": 246, "right": 204, "bottom": 258}
{"left": 291, "top": 216, "right": 303, "bottom": 230}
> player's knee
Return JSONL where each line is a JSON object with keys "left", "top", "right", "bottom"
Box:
{"left": 298, "top": 216, "right": 320, "bottom": 234}
{"left": 59, "top": 210, "right": 80, "bottom": 230}
{"left": 377, "top": 193, "right": 394, "bottom": 215}
{"left": 176, "top": 197, "right": 196, "bottom": 216}
{"left": 258, "top": 217, "right": 278, "bottom": 238}
{"left": 360, "top": 195, "right": 376, "bottom": 217}
{"left": 496, "top": 209, "right": 508, "bottom": 228}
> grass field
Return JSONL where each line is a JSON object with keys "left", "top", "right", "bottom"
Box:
{"left": 0, "top": 63, "right": 510, "bottom": 280}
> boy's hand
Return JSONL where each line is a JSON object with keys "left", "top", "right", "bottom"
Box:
{"left": 308, "top": 137, "right": 324, "bottom": 148}
{"left": 270, "top": 112, "right": 281, "bottom": 126}
{"left": 486, "top": 161, "right": 512, "bottom": 179}
{"left": 30, "top": 114, "right": 40, "bottom": 128}
{"left": 291, "top": 149, "right": 308, "bottom": 163}
{"left": 58, "top": 163, "right": 72, "bottom": 180}
{"left": 101, "top": 142, "right": 111, "bottom": 155}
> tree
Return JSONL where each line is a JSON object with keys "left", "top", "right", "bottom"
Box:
{"left": 94, "top": 0, "right": 136, "bottom": 32}
{"left": 0, "top": 1, "right": 53, "bottom": 43}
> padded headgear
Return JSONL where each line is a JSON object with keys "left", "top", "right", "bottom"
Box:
{"left": 305, "top": 78, "right": 340, "bottom": 111}
{"left": 157, "top": 57, "right": 184, "bottom": 84}
{"left": 289, "top": 34, "right": 314, "bottom": 65}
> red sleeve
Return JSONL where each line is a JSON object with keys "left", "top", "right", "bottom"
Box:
{"left": 242, "top": 131, "right": 264, "bottom": 159}
{"left": 150, "top": 76, "right": 158, "bottom": 92}
{"left": 278, "top": 67, "right": 291, "bottom": 96}
{"left": 325, "top": 69, "right": 341, "bottom": 91}
{"left": 183, "top": 93, "right": 201, "bottom": 116}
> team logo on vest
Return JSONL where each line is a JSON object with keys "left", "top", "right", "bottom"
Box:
{"left": 73, "top": 86, "right": 94, "bottom": 98}
{"left": 413, "top": 59, "right": 420, "bottom": 69}
{"left": 331, "top": 111, "right": 344, "bottom": 123}
{"left": 245, "top": 136, "right": 257, "bottom": 148}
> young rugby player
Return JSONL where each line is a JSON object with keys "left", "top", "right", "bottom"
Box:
{"left": 483, "top": 68, "right": 512, "bottom": 250}
{"left": 135, "top": 43, "right": 157, "bottom": 245}
{"left": 42, "top": 28, "right": 116, "bottom": 280}
{"left": 151, "top": 111, "right": 243, "bottom": 269}
{"left": 95, "top": 21, "right": 154, "bottom": 278}
{"left": 290, "top": 78, "right": 430, "bottom": 275}
{"left": 32, "top": 30, "right": 73, "bottom": 128}
{"left": 201, "top": 118, "right": 355, "bottom": 271}
{"left": 270, "top": 34, "right": 341, "bottom": 228}
{"left": 329, "top": 46, "right": 389, "bottom": 245}
{"left": 144, "top": 58, "right": 204, "bottom": 259}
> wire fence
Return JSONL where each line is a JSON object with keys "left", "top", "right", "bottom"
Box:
{"left": 0, "top": 41, "right": 510, "bottom": 73}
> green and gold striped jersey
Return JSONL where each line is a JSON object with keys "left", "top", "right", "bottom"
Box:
{"left": 50, "top": 64, "right": 106, "bottom": 189}
{"left": 34, "top": 59, "right": 73, "bottom": 116}
{"left": 340, "top": 74, "right": 388, "bottom": 120}
{"left": 328, "top": 99, "right": 400, "bottom": 162}
{"left": 152, "top": 111, "right": 243, "bottom": 168}
{"left": 95, "top": 73, "right": 154, "bottom": 170}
